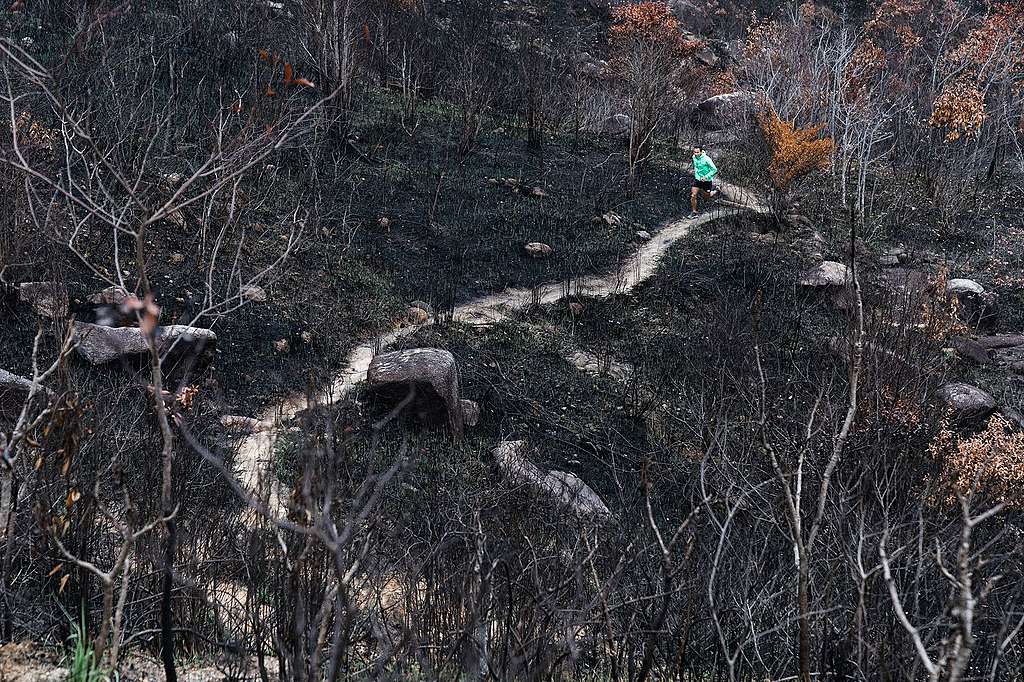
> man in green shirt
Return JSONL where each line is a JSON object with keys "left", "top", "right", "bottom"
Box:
{"left": 690, "top": 146, "right": 718, "bottom": 218}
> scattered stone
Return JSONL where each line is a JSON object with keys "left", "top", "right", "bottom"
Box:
{"left": 568, "top": 301, "right": 585, "bottom": 316}
{"left": 18, "top": 281, "right": 68, "bottom": 319}
{"left": 72, "top": 322, "right": 216, "bottom": 365}
{"left": 20, "top": 36, "right": 33, "bottom": 48}
{"left": 410, "top": 300, "right": 433, "bottom": 315}
{"left": 947, "top": 278, "right": 984, "bottom": 295}
{"left": 367, "top": 348, "right": 469, "bottom": 438}
{"left": 407, "top": 306, "right": 430, "bottom": 325}
{"left": 87, "top": 286, "right": 132, "bottom": 307}
{"left": 635, "top": 230, "right": 652, "bottom": 241}
{"left": 273, "top": 338, "right": 290, "bottom": 354}
{"left": 524, "top": 242, "right": 553, "bottom": 258}
{"left": 799, "top": 261, "right": 850, "bottom": 288}
{"left": 879, "top": 246, "right": 906, "bottom": 267}
{"left": 600, "top": 211, "right": 623, "bottom": 226}
{"left": 528, "top": 186, "right": 546, "bottom": 198}
{"left": 935, "top": 383, "right": 996, "bottom": 426}
{"left": 160, "top": 171, "right": 184, "bottom": 187}
{"left": 600, "top": 114, "right": 631, "bottom": 136}
{"left": 492, "top": 441, "right": 610, "bottom": 521}
{"left": 1, "top": 368, "right": 53, "bottom": 418}
{"left": 378, "top": 217, "right": 391, "bottom": 231}
{"left": 170, "top": 253, "right": 185, "bottom": 264}
{"left": 300, "top": 330, "right": 313, "bottom": 344}
{"left": 240, "top": 285, "right": 267, "bottom": 302}
{"left": 690, "top": 91, "right": 756, "bottom": 131}
{"left": 219, "top": 415, "right": 265, "bottom": 432}
{"left": 460, "top": 399, "right": 480, "bottom": 427}
{"left": 693, "top": 45, "right": 718, "bottom": 67}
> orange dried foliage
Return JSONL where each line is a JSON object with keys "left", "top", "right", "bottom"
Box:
{"left": 949, "top": 3, "right": 1024, "bottom": 71}
{"left": 756, "top": 108, "right": 833, "bottom": 191}
{"left": 609, "top": 2, "right": 688, "bottom": 54}
{"left": 928, "top": 79, "right": 987, "bottom": 142}
{"left": 929, "top": 416, "right": 1024, "bottom": 509}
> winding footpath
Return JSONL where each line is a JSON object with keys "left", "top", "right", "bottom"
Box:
{"left": 235, "top": 180, "right": 766, "bottom": 511}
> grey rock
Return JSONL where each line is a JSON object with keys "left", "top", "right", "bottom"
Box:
{"left": 241, "top": 284, "right": 267, "bottom": 302}
{"left": 410, "top": 300, "right": 434, "bottom": 315}
{"left": 947, "top": 278, "right": 985, "bottom": 295}
{"left": 460, "top": 399, "right": 480, "bottom": 427}
{"left": 87, "top": 286, "right": 132, "bottom": 307}
{"left": 936, "top": 383, "right": 996, "bottom": 425}
{"left": 950, "top": 337, "right": 993, "bottom": 365}
{"left": 600, "top": 114, "right": 632, "bottom": 136}
{"left": 636, "top": 230, "right": 652, "bottom": 241}
{"left": 947, "top": 279, "right": 998, "bottom": 328}
{"left": 72, "top": 322, "right": 217, "bottom": 365}
{"left": 524, "top": 242, "right": 553, "bottom": 258}
{"left": 799, "top": 261, "right": 850, "bottom": 288}
{"left": 492, "top": 441, "right": 610, "bottom": 520}
{"left": 1002, "top": 407, "right": 1024, "bottom": 431}
{"left": 1, "top": 368, "right": 52, "bottom": 418}
{"left": 545, "top": 470, "right": 611, "bottom": 518}
{"left": 407, "top": 307, "right": 430, "bottom": 325}
{"left": 694, "top": 46, "right": 718, "bottom": 67}
{"left": 367, "top": 348, "right": 468, "bottom": 437}
{"left": 976, "top": 335, "right": 1024, "bottom": 350}
{"left": 19, "top": 281, "right": 68, "bottom": 319}
{"left": 690, "top": 91, "right": 757, "bottom": 131}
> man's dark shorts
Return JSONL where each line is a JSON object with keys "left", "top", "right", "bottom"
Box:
{"left": 691, "top": 178, "right": 713, "bottom": 191}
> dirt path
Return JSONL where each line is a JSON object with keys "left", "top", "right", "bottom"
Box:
{"left": 234, "top": 180, "right": 766, "bottom": 512}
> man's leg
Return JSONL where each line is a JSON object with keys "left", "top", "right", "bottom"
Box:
{"left": 690, "top": 186, "right": 699, "bottom": 214}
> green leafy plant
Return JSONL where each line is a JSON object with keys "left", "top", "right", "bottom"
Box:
{"left": 66, "top": 612, "right": 110, "bottom": 682}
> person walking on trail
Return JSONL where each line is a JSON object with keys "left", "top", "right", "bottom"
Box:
{"left": 689, "top": 146, "right": 718, "bottom": 218}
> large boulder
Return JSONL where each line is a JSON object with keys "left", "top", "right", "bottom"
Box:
{"left": 947, "top": 278, "right": 998, "bottom": 328}
{"left": 492, "top": 441, "right": 610, "bottom": 521}
{"left": 936, "top": 383, "right": 996, "bottom": 426}
{"left": 72, "top": 322, "right": 217, "bottom": 365}
{"left": 18, "top": 281, "right": 68, "bottom": 319}
{"left": 690, "top": 91, "right": 756, "bottom": 131}
{"left": 366, "top": 348, "right": 469, "bottom": 437}
{"left": 799, "top": 261, "right": 850, "bottom": 288}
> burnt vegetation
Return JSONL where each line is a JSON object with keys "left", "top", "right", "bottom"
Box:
{"left": 2, "top": 0, "right": 1024, "bottom": 680}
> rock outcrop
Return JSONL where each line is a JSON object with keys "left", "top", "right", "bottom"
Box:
{"left": 18, "top": 281, "right": 68, "bottom": 319}
{"left": 72, "top": 322, "right": 217, "bottom": 365}
{"left": 690, "top": 92, "right": 756, "bottom": 131}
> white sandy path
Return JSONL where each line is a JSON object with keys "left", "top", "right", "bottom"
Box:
{"left": 234, "top": 180, "right": 766, "bottom": 513}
